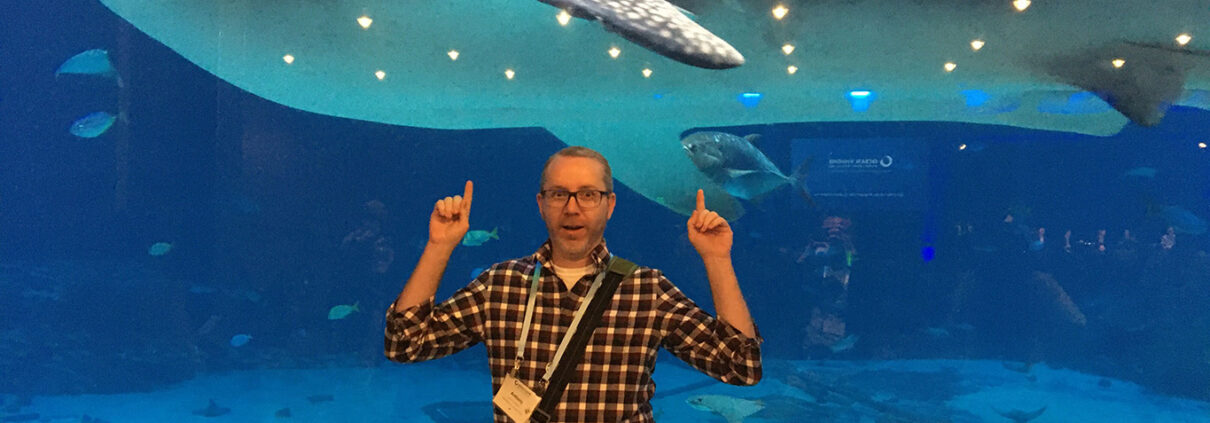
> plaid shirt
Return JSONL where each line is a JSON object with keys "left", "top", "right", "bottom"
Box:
{"left": 385, "top": 240, "right": 763, "bottom": 422}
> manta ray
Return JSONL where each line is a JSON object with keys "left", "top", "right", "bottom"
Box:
{"left": 95, "top": 0, "right": 1210, "bottom": 220}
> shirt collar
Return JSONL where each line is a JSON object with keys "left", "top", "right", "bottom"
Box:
{"left": 533, "top": 239, "right": 611, "bottom": 273}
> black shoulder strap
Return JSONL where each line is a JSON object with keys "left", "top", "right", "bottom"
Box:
{"left": 531, "top": 257, "right": 638, "bottom": 423}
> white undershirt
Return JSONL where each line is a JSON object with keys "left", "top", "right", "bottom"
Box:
{"left": 550, "top": 263, "right": 594, "bottom": 290}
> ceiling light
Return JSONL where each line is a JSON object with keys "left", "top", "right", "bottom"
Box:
{"left": 608, "top": 47, "right": 621, "bottom": 59}
{"left": 782, "top": 44, "right": 795, "bottom": 55}
{"left": 772, "top": 5, "right": 788, "bottom": 20}
{"left": 505, "top": 69, "right": 515, "bottom": 80}
{"left": 357, "top": 16, "right": 372, "bottom": 29}
{"left": 375, "top": 70, "right": 386, "bottom": 80}
{"left": 447, "top": 50, "right": 460, "bottom": 61}
{"left": 557, "top": 10, "right": 572, "bottom": 26}
{"left": 1112, "top": 58, "right": 1125, "bottom": 68}
{"left": 642, "top": 68, "right": 653, "bottom": 78}
{"left": 787, "top": 65, "right": 798, "bottom": 75}
{"left": 944, "top": 62, "right": 957, "bottom": 72}
{"left": 282, "top": 54, "right": 295, "bottom": 64}
{"left": 1013, "top": 0, "right": 1031, "bottom": 12}
{"left": 970, "top": 39, "right": 985, "bottom": 51}
{"left": 1176, "top": 33, "right": 1192, "bottom": 46}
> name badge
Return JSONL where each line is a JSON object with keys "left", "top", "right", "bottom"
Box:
{"left": 492, "top": 373, "right": 541, "bottom": 423}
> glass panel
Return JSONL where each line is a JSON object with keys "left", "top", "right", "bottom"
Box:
{"left": 3, "top": 1, "right": 1208, "bottom": 422}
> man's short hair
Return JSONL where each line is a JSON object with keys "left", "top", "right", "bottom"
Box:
{"left": 539, "top": 146, "right": 614, "bottom": 192}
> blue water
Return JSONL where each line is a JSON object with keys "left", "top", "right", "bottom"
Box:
{"left": 2, "top": 1, "right": 1210, "bottom": 422}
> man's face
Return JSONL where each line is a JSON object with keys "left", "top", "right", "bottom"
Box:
{"left": 537, "top": 156, "right": 615, "bottom": 265}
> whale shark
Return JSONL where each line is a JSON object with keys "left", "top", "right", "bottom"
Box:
{"left": 95, "top": 0, "right": 1210, "bottom": 220}
{"left": 537, "top": 0, "right": 744, "bottom": 69}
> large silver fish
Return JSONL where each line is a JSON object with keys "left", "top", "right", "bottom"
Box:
{"left": 682, "top": 131, "right": 812, "bottom": 205}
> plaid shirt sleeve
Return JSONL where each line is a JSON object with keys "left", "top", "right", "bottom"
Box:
{"left": 384, "top": 277, "right": 489, "bottom": 363}
{"left": 655, "top": 270, "right": 763, "bottom": 386}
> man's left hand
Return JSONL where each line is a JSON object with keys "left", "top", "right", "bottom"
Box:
{"left": 687, "top": 189, "right": 732, "bottom": 260}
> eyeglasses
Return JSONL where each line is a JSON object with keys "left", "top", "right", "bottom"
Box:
{"left": 540, "top": 189, "right": 612, "bottom": 207}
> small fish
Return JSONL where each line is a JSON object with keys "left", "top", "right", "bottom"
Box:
{"left": 148, "top": 242, "right": 172, "bottom": 256}
{"left": 306, "top": 394, "right": 334, "bottom": 404}
{"left": 461, "top": 227, "right": 499, "bottom": 246}
{"left": 55, "top": 49, "right": 116, "bottom": 78}
{"left": 69, "top": 112, "right": 116, "bottom": 138}
{"left": 328, "top": 302, "right": 360, "bottom": 320}
{"left": 229, "top": 334, "right": 252, "bottom": 347}
{"left": 192, "top": 399, "right": 231, "bottom": 417}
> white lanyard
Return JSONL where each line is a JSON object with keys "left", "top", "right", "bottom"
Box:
{"left": 513, "top": 256, "right": 613, "bottom": 385}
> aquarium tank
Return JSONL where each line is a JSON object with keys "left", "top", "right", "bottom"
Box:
{"left": 2, "top": 0, "right": 1210, "bottom": 422}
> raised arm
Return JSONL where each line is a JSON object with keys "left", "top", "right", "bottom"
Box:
{"left": 686, "top": 189, "right": 755, "bottom": 338}
{"left": 393, "top": 180, "right": 473, "bottom": 312}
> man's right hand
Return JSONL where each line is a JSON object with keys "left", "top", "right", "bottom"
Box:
{"left": 428, "top": 180, "right": 473, "bottom": 249}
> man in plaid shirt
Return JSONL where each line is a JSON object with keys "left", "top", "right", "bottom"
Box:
{"left": 386, "top": 146, "right": 761, "bottom": 422}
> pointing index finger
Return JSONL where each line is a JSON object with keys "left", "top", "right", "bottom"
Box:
{"left": 696, "top": 189, "right": 705, "bottom": 211}
{"left": 463, "top": 180, "right": 474, "bottom": 213}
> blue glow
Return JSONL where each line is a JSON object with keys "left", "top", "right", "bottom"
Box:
{"left": 653, "top": 94, "right": 664, "bottom": 100}
{"left": 1037, "top": 91, "right": 1113, "bottom": 115}
{"left": 921, "top": 246, "right": 936, "bottom": 262}
{"left": 846, "top": 90, "right": 874, "bottom": 112}
{"left": 961, "top": 89, "right": 990, "bottom": 107}
{"left": 738, "top": 92, "right": 763, "bottom": 108}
